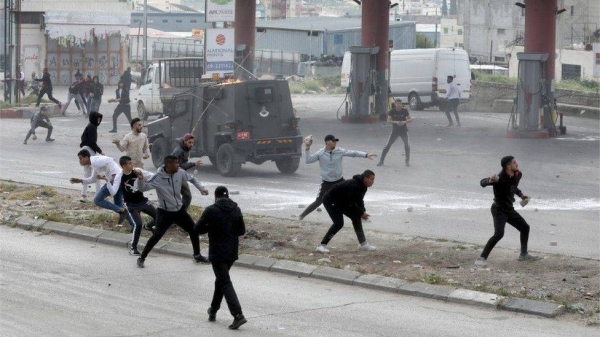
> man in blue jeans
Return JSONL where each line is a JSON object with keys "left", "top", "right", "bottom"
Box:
{"left": 70, "top": 149, "right": 134, "bottom": 227}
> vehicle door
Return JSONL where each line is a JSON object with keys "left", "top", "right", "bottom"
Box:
{"left": 246, "top": 82, "right": 282, "bottom": 139}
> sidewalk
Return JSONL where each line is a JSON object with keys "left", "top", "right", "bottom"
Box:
{"left": 6, "top": 215, "right": 565, "bottom": 319}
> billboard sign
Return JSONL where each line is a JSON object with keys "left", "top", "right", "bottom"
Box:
{"left": 205, "top": 28, "right": 235, "bottom": 76}
{"left": 206, "top": 0, "right": 235, "bottom": 22}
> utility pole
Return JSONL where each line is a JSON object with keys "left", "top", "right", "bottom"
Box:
{"left": 142, "top": 0, "right": 147, "bottom": 69}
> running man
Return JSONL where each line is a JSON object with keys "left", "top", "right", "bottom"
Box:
{"left": 377, "top": 98, "right": 412, "bottom": 167}
{"left": 23, "top": 106, "right": 54, "bottom": 144}
{"left": 113, "top": 118, "right": 150, "bottom": 169}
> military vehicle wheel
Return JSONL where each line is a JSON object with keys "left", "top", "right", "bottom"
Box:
{"left": 409, "top": 93, "right": 424, "bottom": 111}
{"left": 208, "top": 155, "right": 217, "bottom": 166}
{"left": 275, "top": 157, "right": 300, "bottom": 174}
{"left": 137, "top": 102, "right": 149, "bottom": 121}
{"left": 151, "top": 137, "right": 169, "bottom": 168}
{"left": 216, "top": 143, "right": 241, "bottom": 177}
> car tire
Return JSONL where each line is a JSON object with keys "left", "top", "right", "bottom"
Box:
{"left": 409, "top": 93, "right": 424, "bottom": 111}
{"left": 275, "top": 157, "right": 300, "bottom": 174}
{"left": 137, "top": 102, "right": 149, "bottom": 121}
{"left": 151, "top": 137, "right": 169, "bottom": 169}
{"left": 216, "top": 143, "right": 242, "bottom": 177}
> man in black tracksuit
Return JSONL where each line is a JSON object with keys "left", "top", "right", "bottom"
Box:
{"left": 109, "top": 81, "right": 132, "bottom": 133}
{"left": 475, "top": 156, "right": 540, "bottom": 267}
{"left": 35, "top": 67, "right": 61, "bottom": 108}
{"left": 316, "top": 170, "right": 377, "bottom": 253}
{"left": 196, "top": 186, "right": 247, "bottom": 330}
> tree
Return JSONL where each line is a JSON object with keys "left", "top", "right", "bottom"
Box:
{"left": 416, "top": 33, "right": 434, "bottom": 49}
{"left": 450, "top": 0, "right": 457, "bottom": 15}
{"left": 441, "top": 0, "right": 448, "bottom": 16}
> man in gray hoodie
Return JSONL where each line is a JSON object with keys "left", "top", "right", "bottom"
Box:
{"left": 171, "top": 133, "right": 202, "bottom": 211}
{"left": 135, "top": 155, "right": 210, "bottom": 268}
{"left": 24, "top": 106, "right": 54, "bottom": 144}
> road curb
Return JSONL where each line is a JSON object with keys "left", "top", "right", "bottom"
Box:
{"left": 2, "top": 219, "right": 566, "bottom": 318}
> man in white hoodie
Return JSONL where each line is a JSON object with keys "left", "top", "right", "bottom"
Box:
{"left": 135, "top": 155, "right": 210, "bottom": 268}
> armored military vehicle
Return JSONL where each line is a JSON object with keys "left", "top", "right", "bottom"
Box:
{"left": 147, "top": 79, "right": 302, "bottom": 176}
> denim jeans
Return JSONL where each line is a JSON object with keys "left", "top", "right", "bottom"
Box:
{"left": 93, "top": 183, "right": 134, "bottom": 226}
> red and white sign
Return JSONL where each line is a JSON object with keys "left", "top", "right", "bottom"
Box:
{"left": 237, "top": 131, "right": 250, "bottom": 140}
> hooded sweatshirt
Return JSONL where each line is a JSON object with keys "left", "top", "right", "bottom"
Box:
{"left": 171, "top": 137, "right": 195, "bottom": 171}
{"left": 137, "top": 166, "right": 205, "bottom": 212}
{"left": 195, "top": 198, "right": 246, "bottom": 263}
{"left": 80, "top": 111, "right": 103, "bottom": 154}
{"left": 304, "top": 147, "right": 368, "bottom": 182}
{"left": 323, "top": 174, "right": 368, "bottom": 215}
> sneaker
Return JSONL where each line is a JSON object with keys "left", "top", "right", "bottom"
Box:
{"left": 137, "top": 257, "right": 145, "bottom": 268}
{"left": 32, "top": 134, "right": 37, "bottom": 141}
{"left": 358, "top": 242, "right": 377, "bottom": 251}
{"left": 405, "top": 162, "right": 410, "bottom": 167}
{"left": 376, "top": 161, "right": 384, "bottom": 167}
{"left": 143, "top": 223, "right": 155, "bottom": 233}
{"left": 474, "top": 257, "right": 487, "bottom": 267}
{"left": 109, "top": 129, "right": 117, "bottom": 133}
{"left": 193, "top": 254, "right": 210, "bottom": 264}
{"left": 315, "top": 244, "right": 330, "bottom": 254}
{"left": 118, "top": 211, "right": 126, "bottom": 224}
{"left": 298, "top": 214, "right": 305, "bottom": 221}
{"left": 207, "top": 307, "right": 216, "bottom": 322}
{"left": 446, "top": 123, "right": 454, "bottom": 127}
{"left": 228, "top": 314, "right": 247, "bottom": 330}
{"left": 45, "top": 138, "right": 55, "bottom": 142}
{"left": 23, "top": 141, "right": 27, "bottom": 145}
{"left": 129, "top": 248, "right": 140, "bottom": 256}
{"left": 518, "top": 253, "right": 541, "bottom": 261}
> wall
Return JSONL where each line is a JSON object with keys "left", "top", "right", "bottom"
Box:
{"left": 507, "top": 46, "right": 598, "bottom": 81}
{"left": 440, "top": 17, "right": 464, "bottom": 49}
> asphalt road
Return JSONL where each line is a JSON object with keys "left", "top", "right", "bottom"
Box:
{"left": 1, "top": 226, "right": 597, "bottom": 337}
{"left": 0, "top": 90, "right": 598, "bottom": 259}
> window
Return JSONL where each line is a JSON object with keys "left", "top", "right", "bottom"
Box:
{"left": 334, "top": 34, "right": 343, "bottom": 44}
{"left": 459, "top": 43, "right": 464, "bottom": 48}
{"left": 497, "top": 28, "right": 506, "bottom": 35}
{"left": 132, "top": 19, "right": 140, "bottom": 23}
{"left": 162, "top": 20, "right": 168, "bottom": 23}
{"left": 494, "top": 56, "right": 505, "bottom": 63}
{"left": 570, "top": 5, "right": 574, "bottom": 16}
{"left": 561, "top": 64, "right": 581, "bottom": 80}
{"left": 444, "top": 28, "right": 448, "bottom": 34}
{"left": 190, "top": 20, "right": 197, "bottom": 23}
{"left": 458, "top": 29, "right": 463, "bottom": 35}
{"left": 21, "top": 12, "right": 43, "bottom": 24}
{"left": 176, "top": 20, "right": 182, "bottom": 23}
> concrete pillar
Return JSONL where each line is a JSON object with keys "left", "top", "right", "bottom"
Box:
{"left": 374, "top": 0, "right": 390, "bottom": 116}
{"left": 234, "top": 0, "right": 256, "bottom": 79}
{"left": 524, "top": 0, "right": 556, "bottom": 80}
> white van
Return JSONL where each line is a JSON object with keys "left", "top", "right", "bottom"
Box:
{"left": 341, "top": 48, "right": 471, "bottom": 111}
{"left": 134, "top": 57, "right": 203, "bottom": 120}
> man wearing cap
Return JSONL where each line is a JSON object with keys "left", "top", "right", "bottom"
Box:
{"left": 195, "top": 186, "right": 247, "bottom": 330}
{"left": 23, "top": 106, "right": 55, "bottom": 144}
{"left": 475, "top": 156, "right": 540, "bottom": 267}
{"left": 113, "top": 118, "right": 150, "bottom": 169}
{"left": 299, "top": 134, "right": 376, "bottom": 221}
{"left": 444, "top": 75, "right": 461, "bottom": 127}
{"left": 377, "top": 99, "right": 412, "bottom": 167}
{"left": 172, "top": 133, "right": 203, "bottom": 211}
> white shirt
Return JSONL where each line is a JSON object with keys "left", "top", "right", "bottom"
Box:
{"left": 81, "top": 156, "right": 122, "bottom": 186}
{"left": 445, "top": 82, "right": 461, "bottom": 100}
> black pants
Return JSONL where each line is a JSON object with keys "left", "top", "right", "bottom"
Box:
{"left": 25, "top": 121, "right": 53, "bottom": 142}
{"left": 112, "top": 104, "right": 132, "bottom": 130}
{"left": 480, "top": 204, "right": 530, "bottom": 259}
{"left": 181, "top": 180, "right": 191, "bottom": 211}
{"left": 210, "top": 261, "right": 243, "bottom": 317}
{"left": 444, "top": 98, "right": 460, "bottom": 125}
{"left": 36, "top": 87, "right": 60, "bottom": 106}
{"left": 321, "top": 201, "right": 366, "bottom": 245}
{"left": 300, "top": 178, "right": 344, "bottom": 219}
{"left": 140, "top": 208, "right": 200, "bottom": 259}
{"left": 380, "top": 130, "right": 410, "bottom": 164}
{"left": 126, "top": 200, "right": 157, "bottom": 250}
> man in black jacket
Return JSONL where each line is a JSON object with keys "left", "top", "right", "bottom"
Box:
{"left": 35, "top": 68, "right": 61, "bottom": 108}
{"left": 475, "top": 156, "right": 540, "bottom": 267}
{"left": 109, "top": 81, "right": 132, "bottom": 133}
{"left": 316, "top": 170, "right": 377, "bottom": 253}
{"left": 195, "top": 186, "right": 247, "bottom": 330}
{"left": 79, "top": 111, "right": 104, "bottom": 198}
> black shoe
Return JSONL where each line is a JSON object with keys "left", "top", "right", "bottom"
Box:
{"left": 118, "top": 211, "right": 126, "bottom": 224}
{"left": 23, "top": 141, "right": 27, "bottom": 145}
{"left": 228, "top": 314, "right": 247, "bottom": 330}
{"left": 129, "top": 248, "right": 140, "bottom": 256}
{"left": 376, "top": 161, "right": 384, "bottom": 167}
{"left": 45, "top": 138, "right": 55, "bottom": 142}
{"left": 109, "top": 129, "right": 117, "bottom": 133}
{"left": 137, "top": 257, "right": 145, "bottom": 268}
{"left": 193, "top": 254, "right": 209, "bottom": 264}
{"left": 207, "top": 307, "right": 216, "bottom": 322}
{"left": 405, "top": 162, "right": 410, "bottom": 167}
